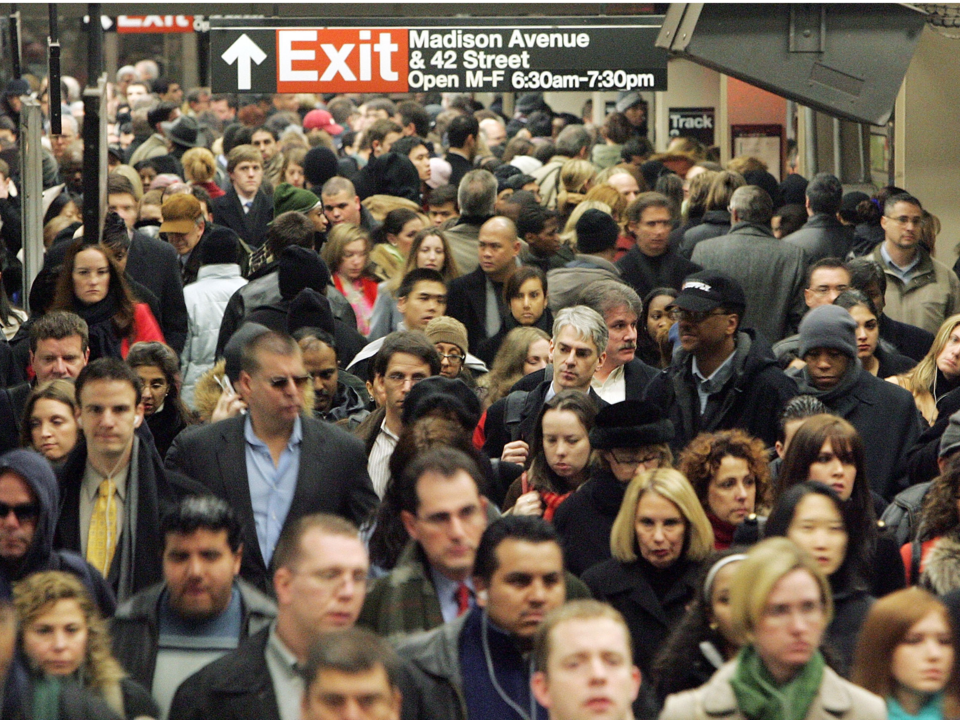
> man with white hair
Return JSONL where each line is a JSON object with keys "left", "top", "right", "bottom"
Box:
{"left": 482, "top": 306, "right": 608, "bottom": 464}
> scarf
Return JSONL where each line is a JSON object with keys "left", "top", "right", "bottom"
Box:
{"left": 334, "top": 275, "right": 377, "bottom": 335}
{"left": 709, "top": 513, "right": 736, "bottom": 550}
{"left": 73, "top": 293, "right": 122, "bottom": 361}
{"left": 30, "top": 675, "right": 60, "bottom": 720}
{"left": 886, "top": 693, "right": 944, "bottom": 720}
{"left": 795, "top": 357, "right": 861, "bottom": 404}
{"left": 729, "top": 645, "right": 825, "bottom": 720}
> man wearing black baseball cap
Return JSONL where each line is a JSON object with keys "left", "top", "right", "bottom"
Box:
{"left": 644, "top": 270, "right": 798, "bottom": 451}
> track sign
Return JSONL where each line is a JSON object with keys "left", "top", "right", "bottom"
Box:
{"left": 209, "top": 17, "right": 667, "bottom": 94}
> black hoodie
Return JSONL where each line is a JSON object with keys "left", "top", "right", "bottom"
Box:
{"left": 0, "top": 449, "right": 116, "bottom": 616}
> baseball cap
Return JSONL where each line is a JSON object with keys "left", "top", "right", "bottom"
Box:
{"left": 669, "top": 271, "right": 747, "bottom": 314}
{"left": 160, "top": 193, "right": 202, "bottom": 234}
{"left": 303, "top": 109, "right": 344, "bottom": 135}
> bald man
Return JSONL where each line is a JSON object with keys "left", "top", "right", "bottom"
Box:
{"left": 447, "top": 216, "right": 520, "bottom": 352}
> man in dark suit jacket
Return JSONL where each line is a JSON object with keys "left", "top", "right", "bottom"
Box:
{"left": 444, "top": 115, "right": 478, "bottom": 188}
{"left": 784, "top": 173, "right": 853, "bottom": 265}
{"left": 447, "top": 217, "right": 519, "bottom": 354}
{"left": 165, "top": 330, "right": 378, "bottom": 595}
{"left": 212, "top": 144, "right": 273, "bottom": 250}
{"left": 168, "top": 514, "right": 371, "bottom": 720}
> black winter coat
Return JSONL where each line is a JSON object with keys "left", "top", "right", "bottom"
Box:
{"left": 553, "top": 468, "right": 626, "bottom": 577}
{"left": 644, "top": 330, "right": 798, "bottom": 452}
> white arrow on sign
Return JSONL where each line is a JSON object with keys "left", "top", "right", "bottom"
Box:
{"left": 221, "top": 34, "right": 267, "bottom": 91}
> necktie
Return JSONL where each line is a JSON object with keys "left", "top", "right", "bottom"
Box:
{"left": 456, "top": 582, "right": 470, "bottom": 617}
{"left": 86, "top": 478, "right": 118, "bottom": 576}
{"left": 243, "top": 201, "right": 253, "bottom": 214}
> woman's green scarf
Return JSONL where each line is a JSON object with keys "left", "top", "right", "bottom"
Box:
{"left": 30, "top": 674, "right": 61, "bottom": 720}
{"left": 729, "top": 645, "right": 825, "bottom": 720}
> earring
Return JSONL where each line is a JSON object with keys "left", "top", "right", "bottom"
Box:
{"left": 709, "top": 622, "right": 718, "bottom": 631}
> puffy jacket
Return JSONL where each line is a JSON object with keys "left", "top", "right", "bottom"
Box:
{"left": 181, "top": 263, "right": 247, "bottom": 409}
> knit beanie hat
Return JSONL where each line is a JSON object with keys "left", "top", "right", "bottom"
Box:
{"left": 288, "top": 287, "right": 335, "bottom": 336}
{"left": 303, "top": 146, "right": 340, "bottom": 189}
{"left": 273, "top": 183, "right": 321, "bottom": 216}
{"left": 575, "top": 209, "right": 619, "bottom": 254}
{"left": 200, "top": 226, "right": 240, "bottom": 265}
{"left": 798, "top": 305, "right": 858, "bottom": 359}
{"left": 424, "top": 316, "right": 469, "bottom": 355}
{"left": 278, "top": 245, "right": 331, "bottom": 300}
{"left": 401, "top": 375, "right": 482, "bottom": 430}
{"left": 589, "top": 400, "right": 674, "bottom": 450}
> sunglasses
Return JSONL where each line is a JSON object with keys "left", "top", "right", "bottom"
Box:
{"left": 267, "top": 375, "right": 312, "bottom": 390}
{"left": 0, "top": 502, "right": 39, "bottom": 522}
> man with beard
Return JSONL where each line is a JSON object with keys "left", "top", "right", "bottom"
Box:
{"left": 110, "top": 497, "right": 276, "bottom": 718}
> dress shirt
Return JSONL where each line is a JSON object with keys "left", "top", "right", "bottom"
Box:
{"left": 265, "top": 622, "right": 303, "bottom": 720}
{"left": 367, "top": 419, "right": 399, "bottom": 498}
{"left": 692, "top": 351, "right": 737, "bottom": 414}
{"left": 880, "top": 243, "right": 921, "bottom": 282}
{"left": 591, "top": 364, "right": 626, "bottom": 404}
{"left": 245, "top": 415, "right": 302, "bottom": 566}
{"left": 431, "top": 568, "right": 475, "bottom": 623}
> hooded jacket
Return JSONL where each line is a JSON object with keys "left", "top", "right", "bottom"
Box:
{"left": 644, "top": 329, "right": 798, "bottom": 451}
{"left": 0, "top": 449, "right": 116, "bottom": 616}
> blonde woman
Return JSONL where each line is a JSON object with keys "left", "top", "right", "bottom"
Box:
{"left": 889, "top": 314, "right": 960, "bottom": 425}
{"left": 582, "top": 468, "right": 713, "bottom": 679}
{"left": 181, "top": 146, "right": 224, "bottom": 199}
{"left": 556, "top": 158, "right": 596, "bottom": 227}
{"left": 15, "top": 571, "right": 158, "bottom": 719}
{"left": 661, "top": 538, "right": 885, "bottom": 720}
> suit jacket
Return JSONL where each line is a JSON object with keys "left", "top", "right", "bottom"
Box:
{"left": 616, "top": 246, "right": 701, "bottom": 301}
{"left": 165, "top": 415, "right": 379, "bottom": 595}
{"left": 167, "top": 627, "right": 279, "bottom": 720}
{"left": 212, "top": 187, "right": 273, "bottom": 250}
{"left": 127, "top": 231, "right": 188, "bottom": 354}
{"left": 784, "top": 213, "right": 854, "bottom": 264}
{"left": 447, "top": 266, "right": 502, "bottom": 355}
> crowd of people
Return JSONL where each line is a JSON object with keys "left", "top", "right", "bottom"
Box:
{"left": 0, "top": 62, "right": 957, "bottom": 720}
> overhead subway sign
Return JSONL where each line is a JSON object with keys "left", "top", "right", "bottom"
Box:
{"left": 209, "top": 17, "right": 667, "bottom": 94}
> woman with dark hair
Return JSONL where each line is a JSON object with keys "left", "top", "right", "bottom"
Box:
{"left": 776, "top": 414, "right": 905, "bottom": 598}
{"left": 366, "top": 414, "right": 495, "bottom": 574}
{"left": 765, "top": 481, "right": 873, "bottom": 674}
{"left": 851, "top": 185, "right": 907, "bottom": 257}
{"left": 679, "top": 429, "right": 770, "bottom": 550}
{"left": 126, "top": 341, "right": 195, "bottom": 458}
{"left": 50, "top": 239, "right": 164, "bottom": 360}
{"left": 502, "top": 390, "right": 596, "bottom": 519}
{"left": 476, "top": 265, "right": 553, "bottom": 365}
{"left": 652, "top": 550, "right": 747, "bottom": 701}
{"left": 637, "top": 287, "right": 677, "bottom": 368}
{"left": 903, "top": 453, "right": 960, "bottom": 595}
{"left": 660, "top": 538, "right": 886, "bottom": 720}
{"left": 834, "top": 290, "right": 915, "bottom": 378}
{"left": 369, "top": 207, "right": 425, "bottom": 283}
{"left": 853, "top": 587, "right": 960, "bottom": 720}
{"left": 554, "top": 399, "right": 675, "bottom": 576}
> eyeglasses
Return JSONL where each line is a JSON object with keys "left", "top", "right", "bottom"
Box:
{"left": 609, "top": 451, "right": 661, "bottom": 467}
{"left": 668, "top": 308, "right": 728, "bottom": 323}
{"left": 267, "top": 375, "right": 312, "bottom": 390}
{"left": 885, "top": 215, "right": 923, "bottom": 227}
{"left": 0, "top": 502, "right": 39, "bottom": 522}
{"left": 437, "top": 352, "right": 464, "bottom": 364}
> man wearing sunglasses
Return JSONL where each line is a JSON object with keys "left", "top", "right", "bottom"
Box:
{"left": 644, "top": 271, "right": 798, "bottom": 452}
{"left": 167, "top": 330, "right": 378, "bottom": 597}
{"left": 0, "top": 448, "right": 115, "bottom": 615}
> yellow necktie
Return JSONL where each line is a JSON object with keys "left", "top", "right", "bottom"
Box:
{"left": 86, "top": 478, "right": 118, "bottom": 576}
